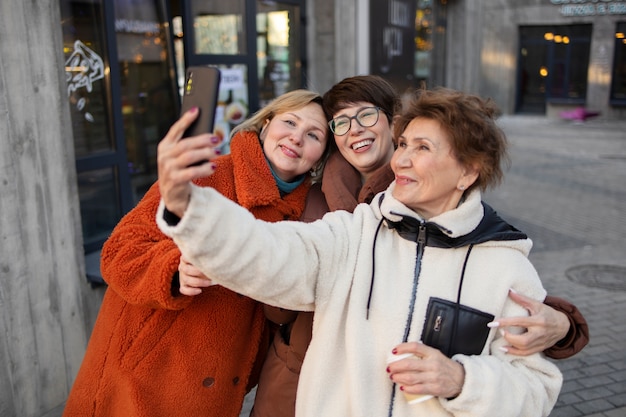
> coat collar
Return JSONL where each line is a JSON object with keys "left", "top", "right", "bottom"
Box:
{"left": 378, "top": 184, "right": 485, "bottom": 238}
{"left": 228, "top": 130, "right": 311, "bottom": 211}
{"left": 376, "top": 184, "right": 528, "bottom": 248}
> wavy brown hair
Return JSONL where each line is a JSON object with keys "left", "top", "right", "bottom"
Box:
{"left": 393, "top": 87, "right": 510, "bottom": 192}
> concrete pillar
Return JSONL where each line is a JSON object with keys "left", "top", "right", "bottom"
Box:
{"left": 0, "top": 1, "right": 96, "bottom": 415}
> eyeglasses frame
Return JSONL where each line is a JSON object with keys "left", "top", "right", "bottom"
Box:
{"left": 328, "top": 106, "right": 383, "bottom": 136}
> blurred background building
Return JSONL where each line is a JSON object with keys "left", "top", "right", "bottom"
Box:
{"left": 1, "top": 0, "right": 625, "bottom": 415}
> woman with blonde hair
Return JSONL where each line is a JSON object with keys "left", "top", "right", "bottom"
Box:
{"left": 63, "top": 89, "right": 331, "bottom": 417}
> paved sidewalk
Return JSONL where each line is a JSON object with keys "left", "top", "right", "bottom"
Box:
{"left": 484, "top": 115, "right": 626, "bottom": 417}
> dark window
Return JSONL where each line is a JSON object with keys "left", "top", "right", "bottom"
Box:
{"left": 610, "top": 22, "right": 626, "bottom": 105}
{"left": 61, "top": 0, "right": 178, "bottom": 255}
{"left": 517, "top": 24, "right": 592, "bottom": 114}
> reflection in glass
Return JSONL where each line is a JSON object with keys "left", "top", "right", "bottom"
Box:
{"left": 191, "top": 1, "right": 247, "bottom": 54}
{"left": 114, "top": 0, "right": 178, "bottom": 204}
{"left": 414, "top": 0, "right": 447, "bottom": 88}
{"left": 60, "top": 0, "right": 113, "bottom": 157}
{"left": 517, "top": 24, "right": 591, "bottom": 114}
{"left": 61, "top": 0, "right": 178, "bottom": 252}
{"left": 77, "top": 168, "right": 121, "bottom": 245}
{"left": 257, "top": 1, "right": 301, "bottom": 107}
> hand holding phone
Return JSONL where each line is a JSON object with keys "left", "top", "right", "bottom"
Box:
{"left": 180, "top": 66, "right": 221, "bottom": 139}
{"left": 179, "top": 66, "right": 221, "bottom": 166}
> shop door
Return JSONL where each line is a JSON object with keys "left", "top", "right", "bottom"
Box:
{"left": 175, "top": 0, "right": 306, "bottom": 152}
{"left": 61, "top": 0, "right": 179, "bottom": 272}
{"left": 516, "top": 25, "right": 592, "bottom": 114}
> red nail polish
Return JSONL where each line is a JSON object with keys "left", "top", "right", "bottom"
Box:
{"left": 214, "top": 149, "right": 221, "bottom": 155}
{"left": 210, "top": 136, "right": 220, "bottom": 144}
{"left": 189, "top": 106, "right": 199, "bottom": 113}
{"left": 399, "top": 386, "right": 405, "bottom": 391}
{"left": 386, "top": 366, "right": 390, "bottom": 373}
{"left": 210, "top": 163, "right": 217, "bottom": 170}
{"left": 392, "top": 348, "right": 398, "bottom": 354}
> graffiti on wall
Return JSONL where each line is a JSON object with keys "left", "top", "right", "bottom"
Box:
{"left": 65, "top": 40, "right": 104, "bottom": 122}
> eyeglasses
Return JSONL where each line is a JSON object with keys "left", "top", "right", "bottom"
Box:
{"left": 328, "top": 106, "right": 382, "bottom": 136}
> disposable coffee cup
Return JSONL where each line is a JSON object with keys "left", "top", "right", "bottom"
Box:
{"left": 387, "top": 353, "right": 434, "bottom": 404}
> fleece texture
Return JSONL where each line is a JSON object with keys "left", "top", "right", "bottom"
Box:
{"left": 63, "top": 131, "right": 311, "bottom": 417}
{"left": 251, "top": 151, "right": 394, "bottom": 417}
{"left": 158, "top": 184, "right": 563, "bottom": 417}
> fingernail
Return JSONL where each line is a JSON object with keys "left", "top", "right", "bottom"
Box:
{"left": 386, "top": 366, "right": 390, "bottom": 373}
{"left": 214, "top": 149, "right": 221, "bottom": 155}
{"left": 509, "top": 288, "right": 518, "bottom": 294}
{"left": 210, "top": 163, "right": 217, "bottom": 170}
{"left": 189, "top": 106, "right": 199, "bottom": 114}
{"left": 210, "top": 136, "right": 220, "bottom": 144}
{"left": 499, "top": 346, "right": 508, "bottom": 353}
{"left": 487, "top": 321, "right": 499, "bottom": 328}
{"left": 391, "top": 348, "right": 398, "bottom": 354}
{"left": 399, "top": 386, "right": 405, "bottom": 391}
{"left": 499, "top": 329, "right": 507, "bottom": 337}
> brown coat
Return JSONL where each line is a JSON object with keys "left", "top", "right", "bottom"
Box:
{"left": 63, "top": 131, "right": 311, "bottom": 417}
{"left": 250, "top": 152, "right": 394, "bottom": 417}
{"left": 250, "top": 151, "right": 589, "bottom": 417}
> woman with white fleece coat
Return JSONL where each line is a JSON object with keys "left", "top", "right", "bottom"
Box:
{"left": 156, "top": 87, "right": 562, "bottom": 417}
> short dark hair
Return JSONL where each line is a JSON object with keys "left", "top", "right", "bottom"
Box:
{"left": 323, "top": 75, "right": 398, "bottom": 124}
{"left": 394, "top": 87, "right": 510, "bottom": 192}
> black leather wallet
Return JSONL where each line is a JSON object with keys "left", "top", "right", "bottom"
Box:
{"left": 421, "top": 296, "right": 494, "bottom": 358}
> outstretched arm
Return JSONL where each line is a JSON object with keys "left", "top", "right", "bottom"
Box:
{"left": 488, "top": 289, "right": 589, "bottom": 359}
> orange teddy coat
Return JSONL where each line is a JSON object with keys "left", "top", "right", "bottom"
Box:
{"left": 63, "top": 131, "right": 312, "bottom": 417}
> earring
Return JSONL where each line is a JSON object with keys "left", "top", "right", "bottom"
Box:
{"left": 458, "top": 185, "right": 466, "bottom": 191}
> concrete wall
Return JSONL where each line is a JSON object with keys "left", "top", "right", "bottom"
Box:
{"left": 306, "top": 0, "right": 337, "bottom": 93}
{"left": 307, "top": 0, "right": 361, "bottom": 95}
{"left": 0, "top": 1, "right": 103, "bottom": 416}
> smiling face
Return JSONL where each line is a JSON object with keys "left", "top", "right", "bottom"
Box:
{"left": 331, "top": 101, "right": 395, "bottom": 181}
{"left": 391, "top": 117, "right": 478, "bottom": 219}
{"left": 261, "top": 102, "right": 328, "bottom": 182}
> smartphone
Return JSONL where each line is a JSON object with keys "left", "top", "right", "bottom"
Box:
{"left": 180, "top": 65, "right": 221, "bottom": 139}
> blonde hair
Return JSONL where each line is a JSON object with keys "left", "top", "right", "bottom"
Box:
{"left": 231, "top": 89, "right": 332, "bottom": 182}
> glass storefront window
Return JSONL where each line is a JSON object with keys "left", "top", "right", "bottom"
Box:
{"left": 517, "top": 25, "right": 591, "bottom": 113}
{"left": 77, "top": 167, "right": 120, "bottom": 245}
{"left": 191, "top": 1, "right": 247, "bottom": 54}
{"left": 114, "top": 0, "right": 178, "bottom": 203}
{"left": 61, "top": 0, "right": 178, "bottom": 254}
{"left": 61, "top": 0, "right": 122, "bottom": 250}
{"left": 546, "top": 25, "right": 591, "bottom": 101}
{"left": 256, "top": 1, "right": 301, "bottom": 107}
{"left": 61, "top": 1, "right": 113, "bottom": 157}
{"left": 610, "top": 22, "right": 626, "bottom": 103}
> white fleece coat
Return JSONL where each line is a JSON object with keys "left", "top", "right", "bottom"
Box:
{"left": 157, "top": 184, "right": 562, "bottom": 417}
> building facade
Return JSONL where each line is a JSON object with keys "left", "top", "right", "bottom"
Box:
{"left": 0, "top": 0, "right": 624, "bottom": 415}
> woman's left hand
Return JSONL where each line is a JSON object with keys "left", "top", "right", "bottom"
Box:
{"left": 488, "top": 289, "right": 570, "bottom": 356}
{"left": 387, "top": 342, "right": 465, "bottom": 399}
